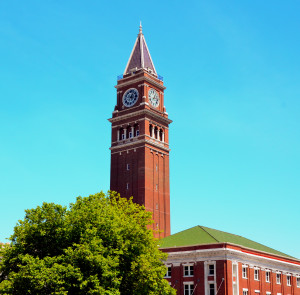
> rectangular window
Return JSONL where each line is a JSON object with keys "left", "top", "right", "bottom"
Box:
{"left": 121, "top": 134, "right": 125, "bottom": 140}
{"left": 209, "top": 264, "right": 215, "bottom": 276}
{"left": 243, "top": 290, "right": 248, "bottom": 295}
{"left": 184, "top": 265, "right": 194, "bottom": 277}
{"left": 287, "top": 275, "right": 291, "bottom": 286}
{"left": 136, "top": 130, "right": 139, "bottom": 136}
{"left": 209, "top": 283, "right": 215, "bottom": 295}
{"left": 129, "top": 132, "right": 133, "bottom": 138}
{"left": 165, "top": 266, "right": 171, "bottom": 278}
{"left": 126, "top": 164, "right": 130, "bottom": 170}
{"left": 266, "top": 271, "right": 270, "bottom": 283}
{"left": 266, "top": 292, "right": 271, "bottom": 295}
{"left": 184, "top": 283, "right": 194, "bottom": 295}
{"left": 126, "top": 183, "right": 129, "bottom": 190}
{"left": 254, "top": 269, "right": 260, "bottom": 281}
{"left": 297, "top": 277, "right": 300, "bottom": 288}
{"left": 276, "top": 274, "right": 281, "bottom": 284}
{"left": 242, "top": 266, "right": 248, "bottom": 279}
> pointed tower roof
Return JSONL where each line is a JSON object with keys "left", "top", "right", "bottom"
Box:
{"left": 124, "top": 23, "right": 157, "bottom": 75}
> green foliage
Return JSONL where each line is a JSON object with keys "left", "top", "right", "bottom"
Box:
{"left": 0, "top": 192, "right": 175, "bottom": 295}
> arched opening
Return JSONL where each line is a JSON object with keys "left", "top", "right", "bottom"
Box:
{"left": 149, "top": 124, "right": 153, "bottom": 137}
{"left": 119, "top": 128, "right": 124, "bottom": 140}
{"left": 154, "top": 126, "right": 158, "bottom": 139}
{"left": 127, "top": 125, "right": 133, "bottom": 138}
{"left": 134, "top": 123, "right": 139, "bottom": 137}
{"left": 159, "top": 129, "right": 163, "bottom": 141}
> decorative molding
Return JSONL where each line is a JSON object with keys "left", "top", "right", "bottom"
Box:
{"left": 115, "top": 75, "right": 166, "bottom": 90}
{"left": 163, "top": 247, "right": 300, "bottom": 274}
{"left": 108, "top": 109, "right": 172, "bottom": 125}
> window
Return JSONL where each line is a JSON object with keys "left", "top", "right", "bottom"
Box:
{"left": 126, "top": 183, "right": 129, "bottom": 190}
{"left": 129, "top": 132, "right": 133, "bottom": 138}
{"left": 242, "top": 266, "right": 248, "bottom": 279}
{"left": 184, "top": 283, "right": 194, "bottom": 295}
{"left": 287, "top": 275, "right": 291, "bottom": 286}
{"left": 243, "top": 290, "right": 248, "bottom": 295}
{"left": 165, "top": 266, "right": 171, "bottom": 278}
{"left": 184, "top": 265, "right": 194, "bottom": 277}
{"left": 254, "top": 269, "right": 260, "bottom": 281}
{"left": 209, "top": 264, "right": 215, "bottom": 276}
{"left": 276, "top": 273, "right": 281, "bottom": 284}
{"left": 136, "top": 130, "right": 139, "bottom": 136}
{"left": 209, "top": 283, "right": 215, "bottom": 295}
{"left": 156, "top": 184, "right": 158, "bottom": 191}
{"left": 297, "top": 277, "right": 300, "bottom": 288}
{"left": 126, "top": 164, "right": 130, "bottom": 170}
{"left": 266, "top": 271, "right": 270, "bottom": 283}
{"left": 266, "top": 292, "right": 271, "bottom": 295}
{"left": 121, "top": 133, "right": 125, "bottom": 140}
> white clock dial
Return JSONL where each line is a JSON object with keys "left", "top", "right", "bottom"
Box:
{"left": 122, "top": 88, "right": 139, "bottom": 107}
{"left": 148, "top": 88, "right": 160, "bottom": 107}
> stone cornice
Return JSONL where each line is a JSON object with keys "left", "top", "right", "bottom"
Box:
{"left": 108, "top": 109, "right": 172, "bottom": 125}
{"left": 110, "top": 138, "right": 170, "bottom": 153}
{"left": 115, "top": 75, "right": 166, "bottom": 90}
{"left": 163, "top": 246, "right": 300, "bottom": 274}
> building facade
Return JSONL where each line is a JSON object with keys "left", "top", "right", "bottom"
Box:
{"left": 160, "top": 226, "right": 300, "bottom": 295}
{"left": 109, "top": 24, "right": 171, "bottom": 238}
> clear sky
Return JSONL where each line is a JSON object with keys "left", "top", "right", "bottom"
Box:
{"left": 1, "top": 1, "right": 299, "bottom": 258}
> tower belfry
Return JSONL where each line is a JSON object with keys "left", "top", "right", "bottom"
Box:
{"left": 109, "top": 26, "right": 172, "bottom": 238}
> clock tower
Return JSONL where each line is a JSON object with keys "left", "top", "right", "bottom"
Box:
{"left": 109, "top": 25, "right": 172, "bottom": 238}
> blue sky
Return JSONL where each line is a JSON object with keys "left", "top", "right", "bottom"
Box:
{"left": 0, "top": 1, "right": 299, "bottom": 258}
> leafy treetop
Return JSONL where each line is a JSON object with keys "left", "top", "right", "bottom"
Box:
{"left": 0, "top": 192, "right": 175, "bottom": 295}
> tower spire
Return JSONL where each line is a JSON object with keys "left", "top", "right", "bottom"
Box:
{"left": 123, "top": 25, "right": 157, "bottom": 75}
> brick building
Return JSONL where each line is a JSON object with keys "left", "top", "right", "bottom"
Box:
{"left": 160, "top": 226, "right": 300, "bottom": 295}
{"left": 109, "top": 25, "right": 300, "bottom": 295}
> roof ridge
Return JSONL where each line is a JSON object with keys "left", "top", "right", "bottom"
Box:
{"left": 199, "top": 225, "right": 219, "bottom": 243}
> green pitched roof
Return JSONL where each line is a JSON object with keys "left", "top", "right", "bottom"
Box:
{"left": 159, "top": 225, "right": 295, "bottom": 259}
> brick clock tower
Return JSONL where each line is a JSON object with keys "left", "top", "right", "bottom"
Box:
{"left": 109, "top": 25, "right": 172, "bottom": 238}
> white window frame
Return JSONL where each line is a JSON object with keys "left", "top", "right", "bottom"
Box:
{"left": 126, "top": 163, "right": 130, "bottom": 170}
{"left": 121, "top": 133, "right": 125, "bottom": 140}
{"left": 129, "top": 131, "right": 133, "bottom": 138}
{"left": 208, "top": 282, "right": 216, "bottom": 295}
{"left": 184, "top": 282, "right": 195, "bottom": 295}
{"left": 183, "top": 264, "right": 194, "bottom": 277}
{"left": 136, "top": 130, "right": 139, "bottom": 136}
{"left": 208, "top": 264, "right": 215, "bottom": 276}
{"left": 297, "top": 277, "right": 300, "bottom": 288}
{"left": 266, "top": 271, "right": 270, "bottom": 283}
{"left": 165, "top": 265, "right": 171, "bottom": 278}
{"left": 243, "top": 289, "right": 248, "bottom": 295}
{"left": 126, "top": 183, "right": 129, "bottom": 190}
{"left": 266, "top": 292, "right": 271, "bottom": 295}
{"left": 254, "top": 269, "right": 260, "bottom": 281}
{"left": 287, "top": 275, "right": 291, "bottom": 286}
{"left": 242, "top": 266, "right": 248, "bottom": 279}
{"left": 276, "top": 273, "right": 281, "bottom": 285}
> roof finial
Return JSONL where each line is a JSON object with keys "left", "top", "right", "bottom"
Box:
{"left": 139, "top": 21, "right": 142, "bottom": 34}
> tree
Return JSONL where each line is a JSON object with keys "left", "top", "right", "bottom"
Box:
{"left": 0, "top": 192, "right": 175, "bottom": 295}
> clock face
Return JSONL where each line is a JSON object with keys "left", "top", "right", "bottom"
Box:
{"left": 148, "top": 88, "right": 160, "bottom": 107}
{"left": 122, "top": 88, "right": 139, "bottom": 107}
